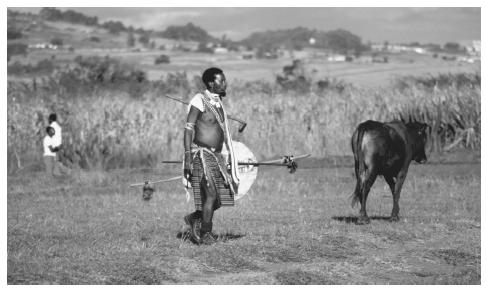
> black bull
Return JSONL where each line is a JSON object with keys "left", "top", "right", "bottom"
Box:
{"left": 351, "top": 120, "right": 428, "bottom": 224}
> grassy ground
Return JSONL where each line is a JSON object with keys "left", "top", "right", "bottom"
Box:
{"left": 7, "top": 157, "right": 480, "bottom": 284}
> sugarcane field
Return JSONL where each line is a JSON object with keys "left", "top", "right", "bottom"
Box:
{"left": 6, "top": 7, "right": 481, "bottom": 285}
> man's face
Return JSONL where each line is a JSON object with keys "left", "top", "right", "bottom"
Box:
{"left": 47, "top": 128, "right": 55, "bottom": 137}
{"left": 209, "top": 73, "right": 227, "bottom": 96}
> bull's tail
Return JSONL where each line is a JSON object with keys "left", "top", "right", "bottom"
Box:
{"left": 351, "top": 124, "right": 367, "bottom": 208}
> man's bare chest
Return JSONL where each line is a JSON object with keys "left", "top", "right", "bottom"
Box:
{"left": 199, "top": 106, "right": 225, "bottom": 125}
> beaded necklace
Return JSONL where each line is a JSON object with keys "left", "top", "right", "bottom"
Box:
{"left": 201, "top": 94, "right": 225, "bottom": 133}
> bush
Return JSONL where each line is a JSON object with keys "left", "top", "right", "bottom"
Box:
{"left": 393, "top": 72, "right": 480, "bottom": 91}
{"left": 7, "top": 43, "right": 28, "bottom": 61}
{"left": 7, "top": 28, "right": 23, "bottom": 40}
{"left": 101, "top": 20, "right": 126, "bottom": 35}
{"left": 50, "top": 38, "right": 63, "bottom": 46}
{"left": 154, "top": 55, "right": 170, "bottom": 64}
{"left": 8, "top": 59, "right": 56, "bottom": 76}
{"left": 126, "top": 32, "right": 135, "bottom": 47}
{"left": 276, "top": 60, "right": 312, "bottom": 93}
{"left": 89, "top": 36, "right": 101, "bottom": 42}
{"left": 316, "top": 78, "right": 347, "bottom": 93}
{"left": 138, "top": 33, "right": 150, "bottom": 45}
{"left": 197, "top": 42, "right": 214, "bottom": 53}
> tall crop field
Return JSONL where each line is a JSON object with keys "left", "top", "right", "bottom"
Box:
{"left": 7, "top": 72, "right": 480, "bottom": 172}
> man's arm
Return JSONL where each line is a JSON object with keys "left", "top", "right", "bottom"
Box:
{"left": 183, "top": 106, "right": 201, "bottom": 179}
{"left": 51, "top": 144, "right": 63, "bottom": 152}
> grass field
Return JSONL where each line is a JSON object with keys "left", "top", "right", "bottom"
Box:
{"left": 7, "top": 155, "right": 480, "bottom": 284}
{"left": 10, "top": 47, "right": 480, "bottom": 87}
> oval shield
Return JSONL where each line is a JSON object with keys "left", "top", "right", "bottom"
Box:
{"left": 229, "top": 141, "right": 258, "bottom": 200}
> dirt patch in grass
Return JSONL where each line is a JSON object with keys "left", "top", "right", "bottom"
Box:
{"left": 264, "top": 246, "right": 309, "bottom": 263}
{"left": 430, "top": 248, "right": 480, "bottom": 267}
{"left": 104, "top": 262, "right": 178, "bottom": 284}
{"left": 195, "top": 248, "right": 263, "bottom": 273}
{"left": 274, "top": 269, "right": 336, "bottom": 285}
{"left": 291, "top": 235, "right": 360, "bottom": 261}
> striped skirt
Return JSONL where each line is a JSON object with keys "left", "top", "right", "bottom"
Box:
{"left": 191, "top": 150, "right": 234, "bottom": 211}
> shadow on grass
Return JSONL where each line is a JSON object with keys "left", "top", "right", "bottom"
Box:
{"left": 217, "top": 233, "right": 246, "bottom": 242}
{"left": 332, "top": 215, "right": 392, "bottom": 224}
{"left": 176, "top": 230, "right": 245, "bottom": 245}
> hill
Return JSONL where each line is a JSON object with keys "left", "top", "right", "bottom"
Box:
{"left": 240, "top": 27, "right": 368, "bottom": 55}
{"left": 9, "top": 8, "right": 371, "bottom": 55}
{"left": 156, "top": 22, "right": 217, "bottom": 42}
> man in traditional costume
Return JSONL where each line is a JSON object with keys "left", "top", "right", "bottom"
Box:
{"left": 183, "top": 67, "right": 240, "bottom": 245}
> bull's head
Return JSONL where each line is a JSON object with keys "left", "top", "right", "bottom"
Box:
{"left": 409, "top": 122, "right": 429, "bottom": 164}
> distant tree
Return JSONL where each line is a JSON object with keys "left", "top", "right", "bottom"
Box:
{"left": 256, "top": 43, "right": 277, "bottom": 59}
{"left": 102, "top": 20, "right": 127, "bottom": 35}
{"left": 384, "top": 41, "right": 389, "bottom": 50}
{"left": 154, "top": 54, "right": 170, "bottom": 64}
{"left": 227, "top": 43, "right": 240, "bottom": 52}
{"left": 7, "top": 43, "right": 28, "bottom": 61}
{"left": 161, "top": 22, "right": 214, "bottom": 42}
{"left": 444, "top": 42, "right": 463, "bottom": 53}
{"left": 7, "top": 28, "right": 23, "bottom": 40}
{"left": 149, "top": 41, "right": 156, "bottom": 50}
{"left": 220, "top": 34, "right": 229, "bottom": 48}
{"left": 89, "top": 36, "right": 101, "bottom": 42}
{"left": 324, "top": 29, "right": 365, "bottom": 55}
{"left": 425, "top": 43, "right": 442, "bottom": 52}
{"left": 50, "top": 38, "right": 63, "bottom": 46}
{"left": 127, "top": 31, "right": 135, "bottom": 47}
{"left": 242, "top": 27, "right": 366, "bottom": 55}
{"left": 39, "top": 8, "right": 63, "bottom": 21}
{"left": 197, "top": 42, "right": 213, "bottom": 53}
{"left": 39, "top": 8, "right": 98, "bottom": 26}
{"left": 138, "top": 33, "right": 150, "bottom": 45}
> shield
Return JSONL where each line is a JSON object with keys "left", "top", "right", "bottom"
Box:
{"left": 223, "top": 141, "right": 258, "bottom": 200}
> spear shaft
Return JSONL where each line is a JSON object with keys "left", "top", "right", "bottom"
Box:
{"left": 161, "top": 160, "right": 287, "bottom": 167}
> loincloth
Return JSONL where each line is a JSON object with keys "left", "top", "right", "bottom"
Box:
{"left": 191, "top": 148, "right": 234, "bottom": 211}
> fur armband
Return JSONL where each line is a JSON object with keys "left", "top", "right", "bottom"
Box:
{"left": 185, "top": 122, "right": 195, "bottom": 130}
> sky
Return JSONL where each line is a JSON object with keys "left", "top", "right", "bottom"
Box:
{"left": 8, "top": 7, "right": 482, "bottom": 44}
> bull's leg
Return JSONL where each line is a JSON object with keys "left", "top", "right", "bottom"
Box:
{"left": 384, "top": 174, "right": 397, "bottom": 221}
{"left": 352, "top": 160, "right": 361, "bottom": 207}
{"left": 357, "top": 170, "right": 377, "bottom": 225}
{"left": 390, "top": 170, "right": 408, "bottom": 221}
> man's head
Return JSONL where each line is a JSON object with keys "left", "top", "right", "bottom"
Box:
{"left": 202, "top": 67, "right": 227, "bottom": 96}
{"left": 46, "top": 126, "right": 55, "bottom": 137}
{"left": 48, "top": 113, "right": 57, "bottom": 124}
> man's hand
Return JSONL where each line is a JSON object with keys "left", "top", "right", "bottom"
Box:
{"left": 183, "top": 153, "right": 192, "bottom": 183}
{"left": 183, "top": 168, "right": 192, "bottom": 183}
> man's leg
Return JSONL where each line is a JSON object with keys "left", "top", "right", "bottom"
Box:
{"left": 52, "top": 160, "right": 62, "bottom": 177}
{"left": 200, "top": 176, "right": 217, "bottom": 244}
{"left": 43, "top": 156, "right": 54, "bottom": 176}
{"left": 184, "top": 210, "right": 202, "bottom": 227}
{"left": 57, "top": 161, "right": 71, "bottom": 175}
{"left": 186, "top": 156, "right": 204, "bottom": 242}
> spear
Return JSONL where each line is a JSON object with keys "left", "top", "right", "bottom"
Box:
{"left": 161, "top": 154, "right": 311, "bottom": 174}
{"left": 129, "top": 176, "right": 182, "bottom": 187}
